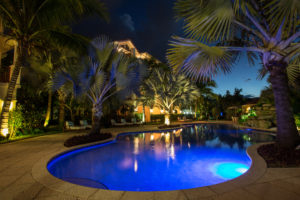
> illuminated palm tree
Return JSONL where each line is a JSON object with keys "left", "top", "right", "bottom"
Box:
{"left": 0, "top": 0, "right": 108, "bottom": 136}
{"left": 54, "top": 37, "right": 147, "bottom": 134}
{"left": 143, "top": 68, "right": 200, "bottom": 125}
{"left": 168, "top": 0, "right": 300, "bottom": 148}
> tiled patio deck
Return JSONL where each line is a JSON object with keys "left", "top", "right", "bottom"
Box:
{"left": 0, "top": 123, "right": 299, "bottom": 200}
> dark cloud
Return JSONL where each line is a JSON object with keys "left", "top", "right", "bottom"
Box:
{"left": 120, "top": 14, "right": 135, "bottom": 32}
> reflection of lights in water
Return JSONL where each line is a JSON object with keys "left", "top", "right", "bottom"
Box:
{"left": 243, "top": 135, "right": 251, "bottom": 141}
{"left": 150, "top": 135, "right": 154, "bottom": 141}
{"left": 133, "top": 137, "right": 139, "bottom": 154}
{"left": 211, "top": 162, "right": 249, "bottom": 179}
{"left": 134, "top": 160, "right": 138, "bottom": 173}
{"left": 174, "top": 129, "right": 182, "bottom": 137}
{"left": 165, "top": 132, "right": 170, "bottom": 143}
{"left": 170, "top": 145, "right": 175, "bottom": 160}
{"left": 188, "top": 142, "right": 191, "bottom": 148}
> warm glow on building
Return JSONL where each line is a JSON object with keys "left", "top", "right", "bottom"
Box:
{"left": 114, "top": 40, "right": 160, "bottom": 63}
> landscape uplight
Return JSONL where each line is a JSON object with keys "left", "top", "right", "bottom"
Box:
{"left": 1, "top": 128, "right": 9, "bottom": 137}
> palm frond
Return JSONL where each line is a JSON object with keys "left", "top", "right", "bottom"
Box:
{"left": 263, "top": 0, "right": 300, "bottom": 38}
{"left": 167, "top": 36, "right": 237, "bottom": 81}
{"left": 174, "top": 0, "right": 235, "bottom": 42}
{"left": 287, "top": 56, "right": 300, "bottom": 87}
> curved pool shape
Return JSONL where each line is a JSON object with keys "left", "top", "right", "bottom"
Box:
{"left": 48, "top": 124, "right": 274, "bottom": 191}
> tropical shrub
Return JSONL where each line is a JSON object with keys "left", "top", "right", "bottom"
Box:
{"left": 151, "top": 114, "right": 165, "bottom": 123}
{"left": 8, "top": 105, "right": 24, "bottom": 139}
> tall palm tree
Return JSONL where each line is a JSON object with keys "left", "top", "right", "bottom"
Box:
{"left": 0, "top": 0, "right": 108, "bottom": 136}
{"left": 28, "top": 47, "right": 79, "bottom": 128}
{"left": 54, "top": 36, "right": 147, "bottom": 135}
{"left": 167, "top": 0, "right": 300, "bottom": 148}
{"left": 143, "top": 68, "right": 200, "bottom": 125}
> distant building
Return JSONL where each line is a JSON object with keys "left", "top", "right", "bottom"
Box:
{"left": 114, "top": 40, "right": 160, "bottom": 63}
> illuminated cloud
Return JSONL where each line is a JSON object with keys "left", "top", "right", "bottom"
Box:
{"left": 121, "top": 13, "right": 135, "bottom": 32}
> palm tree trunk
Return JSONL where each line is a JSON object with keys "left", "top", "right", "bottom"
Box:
{"left": 90, "top": 105, "right": 102, "bottom": 135}
{"left": 142, "top": 104, "right": 145, "bottom": 122}
{"left": 0, "top": 45, "right": 24, "bottom": 137}
{"left": 43, "top": 90, "right": 52, "bottom": 127}
{"left": 269, "top": 65, "right": 300, "bottom": 149}
{"left": 58, "top": 91, "right": 66, "bottom": 131}
{"left": 164, "top": 114, "right": 170, "bottom": 125}
{"left": 194, "top": 100, "right": 198, "bottom": 118}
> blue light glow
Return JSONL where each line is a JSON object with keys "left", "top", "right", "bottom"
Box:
{"left": 212, "top": 162, "right": 249, "bottom": 179}
{"left": 47, "top": 124, "right": 273, "bottom": 191}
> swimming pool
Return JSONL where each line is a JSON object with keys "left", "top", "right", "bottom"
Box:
{"left": 47, "top": 124, "right": 274, "bottom": 191}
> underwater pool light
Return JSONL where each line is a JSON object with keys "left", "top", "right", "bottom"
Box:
{"left": 212, "top": 162, "right": 249, "bottom": 179}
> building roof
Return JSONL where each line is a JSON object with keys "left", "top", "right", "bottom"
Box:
{"left": 114, "top": 40, "right": 159, "bottom": 62}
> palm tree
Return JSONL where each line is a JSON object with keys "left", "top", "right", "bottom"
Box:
{"left": 167, "top": 0, "right": 300, "bottom": 148}
{"left": 54, "top": 36, "right": 147, "bottom": 134}
{"left": 194, "top": 80, "right": 216, "bottom": 119}
{"left": 0, "top": 0, "right": 108, "bottom": 136}
{"left": 143, "top": 68, "right": 200, "bottom": 125}
{"left": 138, "top": 88, "right": 155, "bottom": 122}
{"left": 28, "top": 47, "right": 80, "bottom": 128}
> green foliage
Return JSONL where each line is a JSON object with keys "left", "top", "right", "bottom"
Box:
{"left": 8, "top": 104, "right": 44, "bottom": 139}
{"left": 150, "top": 114, "right": 165, "bottom": 123}
{"left": 8, "top": 105, "right": 24, "bottom": 139}
{"left": 134, "top": 113, "right": 144, "bottom": 122}
{"left": 258, "top": 86, "right": 274, "bottom": 105}
{"left": 17, "top": 81, "right": 47, "bottom": 132}
{"left": 295, "top": 114, "right": 300, "bottom": 128}
{"left": 240, "top": 109, "right": 257, "bottom": 123}
{"left": 142, "top": 68, "right": 200, "bottom": 113}
{"left": 22, "top": 110, "right": 45, "bottom": 133}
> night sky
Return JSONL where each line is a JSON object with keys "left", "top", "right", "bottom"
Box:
{"left": 73, "top": 0, "right": 268, "bottom": 97}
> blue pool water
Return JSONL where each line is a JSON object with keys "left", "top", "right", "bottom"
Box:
{"left": 48, "top": 124, "right": 273, "bottom": 191}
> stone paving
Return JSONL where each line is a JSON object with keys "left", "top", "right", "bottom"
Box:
{"left": 0, "top": 123, "right": 299, "bottom": 200}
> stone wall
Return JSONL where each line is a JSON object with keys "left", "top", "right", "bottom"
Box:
{"left": 245, "top": 104, "right": 277, "bottom": 129}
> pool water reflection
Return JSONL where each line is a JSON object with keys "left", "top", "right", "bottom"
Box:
{"left": 48, "top": 124, "right": 274, "bottom": 191}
